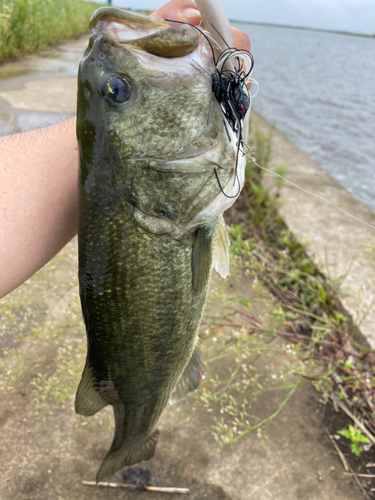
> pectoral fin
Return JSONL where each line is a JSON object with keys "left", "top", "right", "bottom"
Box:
{"left": 191, "top": 223, "right": 214, "bottom": 293}
{"left": 213, "top": 216, "right": 230, "bottom": 278}
{"left": 170, "top": 342, "right": 204, "bottom": 403}
{"left": 75, "top": 359, "right": 108, "bottom": 416}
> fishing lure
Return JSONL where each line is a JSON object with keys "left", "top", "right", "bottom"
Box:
{"left": 165, "top": 19, "right": 256, "bottom": 198}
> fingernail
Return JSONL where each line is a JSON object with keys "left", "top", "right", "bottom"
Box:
{"left": 182, "top": 8, "right": 201, "bottom": 20}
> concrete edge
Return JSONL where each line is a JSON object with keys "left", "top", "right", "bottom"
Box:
{"left": 251, "top": 110, "right": 375, "bottom": 349}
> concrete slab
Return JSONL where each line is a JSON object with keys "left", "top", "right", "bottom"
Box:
{"left": 0, "top": 36, "right": 87, "bottom": 90}
{"left": 254, "top": 111, "right": 375, "bottom": 348}
{"left": 0, "top": 35, "right": 88, "bottom": 134}
{"left": 0, "top": 77, "right": 77, "bottom": 113}
{"left": 0, "top": 98, "right": 68, "bottom": 136}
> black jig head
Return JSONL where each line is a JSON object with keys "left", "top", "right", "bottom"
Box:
{"left": 212, "top": 59, "right": 251, "bottom": 131}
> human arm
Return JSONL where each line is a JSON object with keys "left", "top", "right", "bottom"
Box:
{"left": 0, "top": 118, "right": 78, "bottom": 298}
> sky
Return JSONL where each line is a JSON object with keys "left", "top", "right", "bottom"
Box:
{"left": 90, "top": 0, "right": 375, "bottom": 35}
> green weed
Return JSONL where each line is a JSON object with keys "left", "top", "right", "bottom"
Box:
{"left": 338, "top": 425, "right": 370, "bottom": 456}
{"left": 30, "top": 338, "right": 85, "bottom": 411}
{"left": 0, "top": 0, "right": 104, "bottom": 60}
{"left": 274, "top": 163, "right": 289, "bottom": 190}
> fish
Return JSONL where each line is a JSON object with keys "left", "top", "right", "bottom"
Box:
{"left": 75, "top": 5, "right": 249, "bottom": 482}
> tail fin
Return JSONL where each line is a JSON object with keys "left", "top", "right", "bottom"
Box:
{"left": 96, "top": 428, "right": 159, "bottom": 482}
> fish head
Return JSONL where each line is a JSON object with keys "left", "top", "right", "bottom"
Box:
{"left": 77, "top": 8, "right": 247, "bottom": 235}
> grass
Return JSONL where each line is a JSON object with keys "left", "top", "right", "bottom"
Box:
{"left": 0, "top": 0, "right": 105, "bottom": 60}
{"left": 195, "top": 287, "right": 305, "bottom": 450}
{"left": 190, "top": 118, "right": 375, "bottom": 460}
{"left": 243, "top": 119, "right": 375, "bottom": 439}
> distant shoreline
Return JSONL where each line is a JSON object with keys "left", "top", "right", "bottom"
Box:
{"left": 230, "top": 19, "right": 375, "bottom": 39}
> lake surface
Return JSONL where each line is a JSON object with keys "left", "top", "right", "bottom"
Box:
{"left": 233, "top": 22, "right": 375, "bottom": 211}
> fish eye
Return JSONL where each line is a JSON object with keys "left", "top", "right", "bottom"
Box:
{"left": 104, "top": 76, "right": 131, "bottom": 103}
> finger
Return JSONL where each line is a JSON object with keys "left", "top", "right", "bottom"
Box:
{"left": 150, "top": 0, "right": 202, "bottom": 25}
{"left": 231, "top": 27, "right": 250, "bottom": 52}
{"left": 151, "top": 1, "right": 250, "bottom": 52}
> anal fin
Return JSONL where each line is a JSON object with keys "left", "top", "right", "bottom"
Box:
{"left": 75, "top": 359, "right": 108, "bottom": 416}
{"left": 170, "top": 342, "right": 204, "bottom": 404}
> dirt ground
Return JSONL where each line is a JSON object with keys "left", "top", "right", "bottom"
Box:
{"left": 0, "top": 239, "right": 366, "bottom": 500}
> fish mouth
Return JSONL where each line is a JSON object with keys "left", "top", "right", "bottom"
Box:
{"left": 89, "top": 7, "right": 201, "bottom": 59}
{"left": 90, "top": 7, "right": 167, "bottom": 40}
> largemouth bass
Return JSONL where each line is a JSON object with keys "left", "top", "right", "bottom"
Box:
{"left": 75, "top": 6, "right": 249, "bottom": 481}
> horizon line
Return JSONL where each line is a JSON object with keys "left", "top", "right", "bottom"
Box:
{"left": 229, "top": 19, "right": 375, "bottom": 39}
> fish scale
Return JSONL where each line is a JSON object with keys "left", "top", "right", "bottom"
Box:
{"left": 78, "top": 186, "right": 219, "bottom": 475}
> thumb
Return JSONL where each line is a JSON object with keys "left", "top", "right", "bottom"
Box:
{"left": 150, "top": 0, "right": 202, "bottom": 25}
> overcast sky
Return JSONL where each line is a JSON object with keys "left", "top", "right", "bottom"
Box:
{"left": 92, "top": 0, "right": 375, "bottom": 35}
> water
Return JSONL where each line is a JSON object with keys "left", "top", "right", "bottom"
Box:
{"left": 234, "top": 23, "right": 375, "bottom": 211}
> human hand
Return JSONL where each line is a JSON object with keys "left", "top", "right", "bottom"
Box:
{"left": 150, "top": 0, "right": 250, "bottom": 52}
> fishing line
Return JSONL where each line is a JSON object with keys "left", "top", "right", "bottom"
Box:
{"left": 214, "top": 168, "right": 240, "bottom": 198}
{"left": 241, "top": 143, "right": 375, "bottom": 231}
{"left": 190, "top": 59, "right": 211, "bottom": 77}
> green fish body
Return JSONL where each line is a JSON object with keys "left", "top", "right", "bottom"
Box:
{"left": 75, "top": 7, "right": 246, "bottom": 481}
